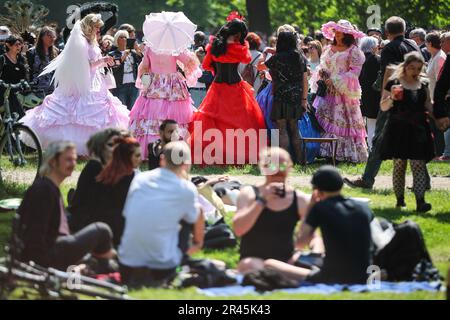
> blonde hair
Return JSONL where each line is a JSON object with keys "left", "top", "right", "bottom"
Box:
{"left": 81, "top": 14, "right": 104, "bottom": 43}
{"left": 388, "top": 51, "right": 425, "bottom": 82}
{"left": 258, "top": 147, "right": 293, "bottom": 168}
{"left": 39, "top": 141, "right": 76, "bottom": 177}
{"left": 113, "top": 30, "right": 129, "bottom": 47}
{"left": 277, "top": 24, "right": 295, "bottom": 36}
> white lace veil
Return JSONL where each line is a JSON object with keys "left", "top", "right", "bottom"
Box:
{"left": 39, "top": 20, "right": 91, "bottom": 97}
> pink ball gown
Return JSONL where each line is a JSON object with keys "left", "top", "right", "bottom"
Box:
{"left": 312, "top": 45, "right": 368, "bottom": 163}
{"left": 129, "top": 47, "right": 200, "bottom": 159}
{"left": 21, "top": 35, "right": 130, "bottom": 156}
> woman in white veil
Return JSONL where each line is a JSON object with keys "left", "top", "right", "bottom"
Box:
{"left": 21, "top": 14, "right": 130, "bottom": 155}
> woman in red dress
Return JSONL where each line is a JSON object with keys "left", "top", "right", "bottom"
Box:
{"left": 189, "top": 17, "right": 267, "bottom": 165}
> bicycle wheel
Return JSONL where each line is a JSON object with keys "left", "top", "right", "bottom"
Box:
{"left": 0, "top": 124, "right": 42, "bottom": 184}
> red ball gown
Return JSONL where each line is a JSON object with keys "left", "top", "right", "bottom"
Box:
{"left": 189, "top": 41, "right": 267, "bottom": 165}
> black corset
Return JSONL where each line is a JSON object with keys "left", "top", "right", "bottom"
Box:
{"left": 213, "top": 62, "right": 241, "bottom": 84}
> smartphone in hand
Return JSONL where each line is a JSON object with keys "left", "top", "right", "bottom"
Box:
{"left": 126, "top": 38, "right": 136, "bottom": 50}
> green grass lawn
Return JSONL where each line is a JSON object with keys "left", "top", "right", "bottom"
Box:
{"left": 0, "top": 164, "right": 449, "bottom": 300}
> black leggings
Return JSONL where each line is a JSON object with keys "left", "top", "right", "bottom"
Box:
{"left": 275, "top": 119, "right": 305, "bottom": 164}
{"left": 49, "top": 222, "right": 112, "bottom": 271}
{"left": 393, "top": 159, "right": 428, "bottom": 199}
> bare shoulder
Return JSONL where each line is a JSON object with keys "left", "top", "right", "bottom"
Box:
{"left": 295, "top": 190, "right": 310, "bottom": 209}
{"left": 236, "top": 185, "right": 257, "bottom": 209}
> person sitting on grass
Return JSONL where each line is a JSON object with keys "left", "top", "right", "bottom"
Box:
{"left": 147, "top": 119, "right": 180, "bottom": 171}
{"left": 263, "top": 166, "right": 374, "bottom": 284}
{"left": 68, "top": 128, "right": 127, "bottom": 232}
{"left": 18, "top": 141, "right": 115, "bottom": 271}
{"left": 119, "top": 141, "right": 205, "bottom": 288}
{"left": 233, "top": 147, "right": 324, "bottom": 274}
{"left": 92, "top": 137, "right": 142, "bottom": 247}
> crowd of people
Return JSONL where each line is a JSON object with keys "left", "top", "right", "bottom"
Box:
{"left": 1, "top": 9, "right": 449, "bottom": 289}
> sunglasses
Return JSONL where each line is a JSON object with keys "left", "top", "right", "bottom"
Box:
{"left": 261, "top": 162, "right": 290, "bottom": 172}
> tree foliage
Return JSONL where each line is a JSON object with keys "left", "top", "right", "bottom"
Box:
{"left": 1, "top": 0, "right": 448, "bottom": 35}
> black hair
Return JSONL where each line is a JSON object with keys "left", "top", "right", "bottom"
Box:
{"left": 5, "top": 35, "right": 23, "bottom": 52}
{"left": 332, "top": 33, "right": 356, "bottom": 47}
{"left": 194, "top": 31, "right": 206, "bottom": 46}
{"left": 159, "top": 119, "right": 178, "bottom": 132}
{"left": 211, "top": 19, "right": 248, "bottom": 57}
{"left": 314, "top": 31, "right": 324, "bottom": 41}
{"left": 303, "top": 36, "right": 313, "bottom": 45}
{"left": 276, "top": 31, "right": 299, "bottom": 53}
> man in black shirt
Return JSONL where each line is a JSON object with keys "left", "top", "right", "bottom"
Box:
{"left": 265, "top": 166, "right": 373, "bottom": 284}
{"left": 148, "top": 119, "right": 179, "bottom": 170}
{"left": 345, "top": 16, "right": 424, "bottom": 190}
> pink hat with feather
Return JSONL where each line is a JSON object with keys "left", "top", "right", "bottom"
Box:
{"left": 321, "top": 19, "right": 365, "bottom": 40}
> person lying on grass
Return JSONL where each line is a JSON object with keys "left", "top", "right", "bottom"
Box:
{"left": 233, "top": 147, "right": 324, "bottom": 274}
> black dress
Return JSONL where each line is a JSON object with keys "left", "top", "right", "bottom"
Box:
{"left": 265, "top": 51, "right": 306, "bottom": 120}
{"left": 380, "top": 80, "right": 434, "bottom": 162}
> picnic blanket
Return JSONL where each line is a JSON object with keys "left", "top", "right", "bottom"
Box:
{"left": 197, "top": 277, "right": 442, "bottom": 297}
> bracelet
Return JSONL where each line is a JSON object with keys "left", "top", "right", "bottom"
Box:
{"left": 255, "top": 196, "right": 267, "bottom": 207}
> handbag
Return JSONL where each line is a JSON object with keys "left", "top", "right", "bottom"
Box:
{"left": 140, "top": 73, "right": 151, "bottom": 89}
{"left": 103, "top": 67, "right": 116, "bottom": 90}
{"left": 372, "top": 70, "right": 383, "bottom": 92}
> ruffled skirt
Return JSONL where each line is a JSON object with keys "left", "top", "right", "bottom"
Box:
{"left": 21, "top": 87, "right": 130, "bottom": 156}
{"left": 189, "top": 81, "right": 267, "bottom": 165}
{"left": 314, "top": 94, "right": 368, "bottom": 163}
{"left": 129, "top": 72, "right": 194, "bottom": 159}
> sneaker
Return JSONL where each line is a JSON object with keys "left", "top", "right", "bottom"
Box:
{"left": 343, "top": 178, "right": 373, "bottom": 189}
{"left": 416, "top": 202, "right": 432, "bottom": 213}
{"left": 436, "top": 156, "right": 450, "bottom": 162}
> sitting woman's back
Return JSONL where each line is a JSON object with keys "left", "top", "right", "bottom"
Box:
{"left": 95, "top": 137, "right": 142, "bottom": 246}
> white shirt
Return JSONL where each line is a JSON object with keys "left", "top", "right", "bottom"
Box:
{"left": 427, "top": 50, "right": 447, "bottom": 102}
{"left": 121, "top": 50, "right": 135, "bottom": 84}
{"left": 119, "top": 168, "right": 200, "bottom": 269}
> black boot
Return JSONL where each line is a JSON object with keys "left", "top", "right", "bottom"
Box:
{"left": 416, "top": 197, "right": 432, "bottom": 213}
{"left": 396, "top": 196, "right": 406, "bottom": 208}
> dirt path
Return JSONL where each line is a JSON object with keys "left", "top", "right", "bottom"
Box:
{"left": 4, "top": 171, "right": 450, "bottom": 190}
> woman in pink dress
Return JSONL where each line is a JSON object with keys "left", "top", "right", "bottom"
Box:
{"left": 129, "top": 45, "right": 200, "bottom": 159}
{"left": 21, "top": 14, "right": 130, "bottom": 156}
{"left": 313, "top": 20, "right": 368, "bottom": 163}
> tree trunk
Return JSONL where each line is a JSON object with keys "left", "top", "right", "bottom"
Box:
{"left": 246, "top": 0, "right": 271, "bottom": 36}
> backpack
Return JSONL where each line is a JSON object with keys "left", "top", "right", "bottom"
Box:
{"left": 241, "top": 53, "right": 261, "bottom": 86}
{"left": 203, "top": 218, "right": 237, "bottom": 249}
{"left": 179, "top": 259, "right": 237, "bottom": 289}
{"left": 242, "top": 268, "right": 299, "bottom": 292}
{"left": 373, "top": 220, "right": 439, "bottom": 281}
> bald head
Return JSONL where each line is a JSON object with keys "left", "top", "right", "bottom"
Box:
{"left": 161, "top": 141, "right": 191, "bottom": 170}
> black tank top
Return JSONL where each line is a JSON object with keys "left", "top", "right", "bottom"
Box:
{"left": 239, "top": 186, "right": 300, "bottom": 262}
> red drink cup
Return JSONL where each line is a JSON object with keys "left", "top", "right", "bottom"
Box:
{"left": 391, "top": 84, "right": 404, "bottom": 101}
